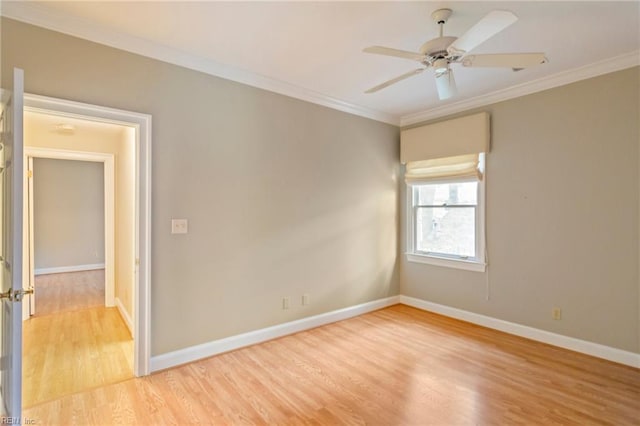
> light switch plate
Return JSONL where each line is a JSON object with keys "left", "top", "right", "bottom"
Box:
{"left": 171, "top": 219, "right": 188, "bottom": 234}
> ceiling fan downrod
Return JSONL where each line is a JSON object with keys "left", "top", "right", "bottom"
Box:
{"left": 431, "top": 8, "right": 452, "bottom": 38}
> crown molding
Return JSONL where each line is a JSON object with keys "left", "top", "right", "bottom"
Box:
{"left": 1, "top": 2, "right": 400, "bottom": 126}
{"left": 5, "top": 2, "right": 637, "bottom": 129}
{"left": 401, "top": 50, "right": 640, "bottom": 127}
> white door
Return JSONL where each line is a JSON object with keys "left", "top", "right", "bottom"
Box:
{"left": 0, "top": 68, "right": 25, "bottom": 417}
{"left": 23, "top": 156, "right": 34, "bottom": 319}
{"left": 21, "top": 156, "right": 34, "bottom": 321}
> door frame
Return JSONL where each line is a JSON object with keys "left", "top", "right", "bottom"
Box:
{"left": 24, "top": 148, "right": 116, "bottom": 315}
{"left": 23, "top": 93, "right": 152, "bottom": 376}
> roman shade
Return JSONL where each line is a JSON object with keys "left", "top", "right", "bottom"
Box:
{"left": 400, "top": 112, "right": 490, "bottom": 164}
{"left": 404, "top": 153, "right": 481, "bottom": 184}
{"left": 401, "top": 112, "right": 490, "bottom": 184}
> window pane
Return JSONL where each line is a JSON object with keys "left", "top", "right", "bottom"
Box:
{"left": 416, "top": 206, "right": 476, "bottom": 258}
{"left": 416, "top": 181, "right": 478, "bottom": 206}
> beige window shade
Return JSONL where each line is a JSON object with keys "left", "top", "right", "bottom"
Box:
{"left": 405, "top": 153, "right": 482, "bottom": 185}
{"left": 401, "top": 112, "right": 490, "bottom": 164}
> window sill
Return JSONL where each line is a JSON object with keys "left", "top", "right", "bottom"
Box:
{"left": 406, "top": 253, "right": 486, "bottom": 272}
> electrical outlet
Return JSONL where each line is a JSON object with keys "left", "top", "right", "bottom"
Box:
{"left": 552, "top": 307, "right": 562, "bottom": 320}
{"left": 283, "top": 297, "right": 290, "bottom": 310}
{"left": 302, "top": 294, "right": 310, "bottom": 306}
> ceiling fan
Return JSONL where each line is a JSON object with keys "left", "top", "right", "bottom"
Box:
{"left": 363, "top": 9, "right": 547, "bottom": 100}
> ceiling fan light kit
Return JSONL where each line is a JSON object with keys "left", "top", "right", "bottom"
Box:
{"left": 433, "top": 58, "right": 449, "bottom": 74}
{"left": 363, "top": 8, "right": 548, "bottom": 100}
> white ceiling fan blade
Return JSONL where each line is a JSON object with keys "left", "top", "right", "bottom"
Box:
{"left": 363, "top": 46, "right": 425, "bottom": 62}
{"left": 435, "top": 70, "right": 457, "bottom": 100}
{"left": 365, "top": 68, "right": 425, "bottom": 93}
{"left": 447, "top": 10, "right": 518, "bottom": 55}
{"left": 462, "top": 53, "right": 547, "bottom": 68}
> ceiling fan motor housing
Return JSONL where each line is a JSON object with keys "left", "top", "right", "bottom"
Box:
{"left": 419, "top": 36, "right": 460, "bottom": 63}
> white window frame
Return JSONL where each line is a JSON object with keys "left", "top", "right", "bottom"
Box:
{"left": 406, "top": 174, "right": 486, "bottom": 272}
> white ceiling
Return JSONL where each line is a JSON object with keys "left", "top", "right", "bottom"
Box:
{"left": 25, "top": 110, "right": 129, "bottom": 139}
{"left": 4, "top": 1, "right": 640, "bottom": 125}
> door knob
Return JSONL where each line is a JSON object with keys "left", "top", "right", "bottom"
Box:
{"left": 0, "top": 288, "right": 33, "bottom": 302}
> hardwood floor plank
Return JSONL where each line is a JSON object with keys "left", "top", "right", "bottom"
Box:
{"left": 23, "top": 306, "right": 134, "bottom": 408}
{"left": 24, "top": 305, "right": 640, "bottom": 425}
{"left": 34, "top": 270, "right": 105, "bottom": 316}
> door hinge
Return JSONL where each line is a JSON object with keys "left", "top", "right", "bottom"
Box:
{"left": 27, "top": 169, "right": 33, "bottom": 178}
{"left": 0, "top": 287, "right": 34, "bottom": 302}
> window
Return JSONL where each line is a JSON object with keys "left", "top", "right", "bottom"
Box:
{"left": 406, "top": 156, "right": 486, "bottom": 272}
{"left": 400, "top": 112, "right": 490, "bottom": 271}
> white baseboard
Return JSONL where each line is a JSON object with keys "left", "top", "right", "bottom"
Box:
{"left": 149, "top": 293, "right": 639, "bottom": 372}
{"left": 399, "top": 295, "right": 640, "bottom": 368}
{"left": 34, "top": 263, "right": 105, "bottom": 276}
{"left": 115, "top": 297, "right": 134, "bottom": 338}
{"left": 150, "top": 295, "right": 400, "bottom": 372}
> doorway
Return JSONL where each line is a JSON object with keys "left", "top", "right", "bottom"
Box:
{"left": 22, "top": 118, "right": 135, "bottom": 407}
{"left": 20, "top": 94, "right": 152, "bottom": 408}
{"left": 24, "top": 148, "right": 117, "bottom": 318}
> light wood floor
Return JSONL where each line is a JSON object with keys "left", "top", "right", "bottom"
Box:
{"left": 33, "top": 269, "right": 105, "bottom": 316}
{"left": 23, "top": 271, "right": 133, "bottom": 408}
{"left": 24, "top": 304, "right": 640, "bottom": 425}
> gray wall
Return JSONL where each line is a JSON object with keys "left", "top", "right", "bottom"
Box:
{"left": 1, "top": 18, "right": 400, "bottom": 355}
{"left": 33, "top": 158, "right": 104, "bottom": 270}
{"left": 401, "top": 67, "right": 640, "bottom": 353}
